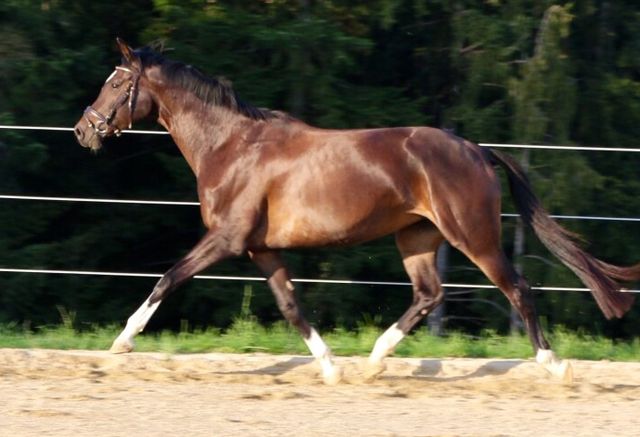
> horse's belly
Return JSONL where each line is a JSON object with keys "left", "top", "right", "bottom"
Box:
{"left": 255, "top": 148, "right": 428, "bottom": 249}
{"left": 261, "top": 206, "right": 422, "bottom": 249}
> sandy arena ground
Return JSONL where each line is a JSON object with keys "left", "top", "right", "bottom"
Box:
{"left": 1, "top": 348, "right": 639, "bottom": 437}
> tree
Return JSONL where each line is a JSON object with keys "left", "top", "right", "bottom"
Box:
{"left": 0, "top": 0, "right": 639, "bottom": 337}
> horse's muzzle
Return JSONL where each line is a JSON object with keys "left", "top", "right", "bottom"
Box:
{"left": 73, "top": 120, "right": 103, "bottom": 151}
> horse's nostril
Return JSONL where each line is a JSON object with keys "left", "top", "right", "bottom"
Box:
{"left": 74, "top": 127, "right": 83, "bottom": 139}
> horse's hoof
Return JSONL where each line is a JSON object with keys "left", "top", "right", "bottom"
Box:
{"left": 558, "top": 360, "right": 574, "bottom": 383}
{"left": 545, "top": 359, "right": 573, "bottom": 383}
{"left": 109, "top": 339, "right": 134, "bottom": 354}
{"left": 536, "top": 349, "right": 573, "bottom": 383}
{"left": 363, "top": 361, "right": 386, "bottom": 382}
{"left": 323, "top": 365, "right": 343, "bottom": 386}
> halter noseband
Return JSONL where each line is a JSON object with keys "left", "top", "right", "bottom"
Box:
{"left": 83, "top": 66, "right": 140, "bottom": 137}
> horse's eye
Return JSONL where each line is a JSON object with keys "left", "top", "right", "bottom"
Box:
{"left": 111, "top": 83, "right": 120, "bottom": 89}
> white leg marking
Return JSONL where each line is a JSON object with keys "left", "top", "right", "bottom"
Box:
{"left": 110, "top": 299, "right": 160, "bottom": 354}
{"left": 536, "top": 349, "right": 574, "bottom": 382}
{"left": 304, "top": 327, "right": 342, "bottom": 385}
{"left": 365, "top": 323, "right": 405, "bottom": 380}
{"left": 369, "top": 323, "right": 405, "bottom": 364}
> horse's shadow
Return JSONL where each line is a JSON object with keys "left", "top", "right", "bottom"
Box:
{"left": 410, "top": 359, "right": 525, "bottom": 382}
{"left": 225, "top": 356, "right": 315, "bottom": 376}
{"left": 223, "top": 356, "right": 525, "bottom": 382}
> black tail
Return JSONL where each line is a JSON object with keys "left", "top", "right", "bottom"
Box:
{"left": 486, "top": 148, "right": 637, "bottom": 319}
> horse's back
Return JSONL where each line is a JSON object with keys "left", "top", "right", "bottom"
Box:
{"left": 247, "top": 124, "right": 500, "bottom": 250}
{"left": 349, "top": 125, "right": 501, "bottom": 217}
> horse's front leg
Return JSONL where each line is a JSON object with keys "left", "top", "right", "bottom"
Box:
{"left": 110, "top": 226, "right": 243, "bottom": 353}
{"left": 249, "top": 250, "right": 343, "bottom": 385}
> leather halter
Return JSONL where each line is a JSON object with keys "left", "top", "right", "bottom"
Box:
{"left": 83, "top": 66, "right": 140, "bottom": 137}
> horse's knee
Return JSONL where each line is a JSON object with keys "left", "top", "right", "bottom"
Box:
{"left": 431, "top": 290, "right": 445, "bottom": 308}
{"left": 415, "top": 289, "right": 444, "bottom": 314}
{"left": 397, "top": 290, "right": 444, "bottom": 332}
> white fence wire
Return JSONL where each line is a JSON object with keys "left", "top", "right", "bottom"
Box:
{"left": 2, "top": 194, "right": 640, "bottom": 222}
{"left": 2, "top": 267, "right": 634, "bottom": 294}
{"left": 4, "top": 124, "right": 640, "bottom": 152}
{"left": 2, "top": 124, "right": 640, "bottom": 293}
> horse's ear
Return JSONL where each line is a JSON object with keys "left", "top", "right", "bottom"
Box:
{"left": 116, "top": 38, "right": 140, "bottom": 70}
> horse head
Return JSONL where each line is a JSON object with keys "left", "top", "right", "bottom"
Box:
{"left": 74, "top": 39, "right": 155, "bottom": 150}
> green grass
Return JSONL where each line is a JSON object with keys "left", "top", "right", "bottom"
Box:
{"left": 1, "top": 319, "right": 639, "bottom": 362}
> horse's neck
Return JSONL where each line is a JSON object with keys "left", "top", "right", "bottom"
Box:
{"left": 156, "top": 94, "right": 243, "bottom": 175}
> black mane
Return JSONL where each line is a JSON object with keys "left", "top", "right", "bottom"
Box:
{"left": 132, "top": 49, "right": 280, "bottom": 121}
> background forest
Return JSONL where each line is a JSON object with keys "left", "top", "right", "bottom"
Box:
{"left": 1, "top": 0, "right": 640, "bottom": 340}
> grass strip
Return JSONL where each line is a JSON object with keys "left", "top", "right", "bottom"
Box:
{"left": 1, "top": 319, "right": 638, "bottom": 361}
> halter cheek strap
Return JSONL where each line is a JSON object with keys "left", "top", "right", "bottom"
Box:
{"left": 117, "top": 66, "right": 140, "bottom": 129}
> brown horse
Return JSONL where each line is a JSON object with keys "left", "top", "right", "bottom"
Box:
{"left": 74, "top": 39, "right": 638, "bottom": 384}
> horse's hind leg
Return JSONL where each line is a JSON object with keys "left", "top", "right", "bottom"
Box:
{"left": 365, "top": 221, "right": 445, "bottom": 380}
{"left": 250, "top": 250, "right": 343, "bottom": 385}
{"left": 422, "top": 167, "right": 572, "bottom": 381}
{"left": 468, "top": 248, "right": 573, "bottom": 382}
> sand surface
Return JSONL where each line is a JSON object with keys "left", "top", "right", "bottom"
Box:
{"left": 1, "top": 348, "right": 639, "bottom": 436}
